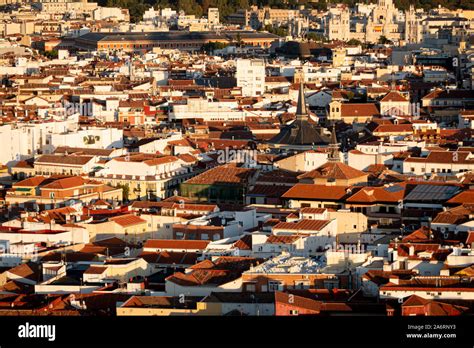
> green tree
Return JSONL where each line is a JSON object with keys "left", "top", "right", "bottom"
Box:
{"left": 307, "top": 32, "right": 324, "bottom": 42}
{"left": 347, "top": 38, "right": 363, "bottom": 46}
{"left": 116, "top": 183, "right": 130, "bottom": 202}
{"left": 44, "top": 50, "right": 58, "bottom": 59}
{"left": 202, "top": 41, "right": 229, "bottom": 53}
{"left": 264, "top": 24, "right": 287, "bottom": 37}
{"left": 105, "top": 0, "right": 150, "bottom": 22}
{"left": 178, "top": 0, "right": 203, "bottom": 16}
{"left": 378, "top": 35, "right": 392, "bottom": 45}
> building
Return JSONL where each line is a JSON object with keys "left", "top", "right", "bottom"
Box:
{"left": 241, "top": 253, "right": 339, "bottom": 292}
{"left": 94, "top": 153, "right": 197, "bottom": 200}
{"left": 6, "top": 176, "right": 122, "bottom": 211}
{"left": 269, "top": 83, "right": 330, "bottom": 151}
{"left": 180, "top": 164, "right": 258, "bottom": 205}
{"left": 236, "top": 59, "right": 265, "bottom": 97}
{"left": 75, "top": 31, "right": 279, "bottom": 52}
{"left": 165, "top": 256, "right": 260, "bottom": 297}
{"left": 324, "top": 0, "right": 405, "bottom": 44}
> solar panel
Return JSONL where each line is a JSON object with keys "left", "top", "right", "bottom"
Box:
{"left": 404, "top": 185, "right": 460, "bottom": 202}
{"left": 384, "top": 185, "right": 404, "bottom": 193}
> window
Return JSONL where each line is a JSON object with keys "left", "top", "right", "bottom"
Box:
{"left": 294, "top": 280, "right": 309, "bottom": 289}
{"left": 268, "top": 281, "right": 282, "bottom": 291}
{"left": 289, "top": 310, "right": 299, "bottom": 315}
{"left": 245, "top": 284, "right": 256, "bottom": 292}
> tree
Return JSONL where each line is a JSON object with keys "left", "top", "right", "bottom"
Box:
{"left": 105, "top": 0, "right": 150, "bottom": 22}
{"left": 235, "top": 32, "right": 242, "bottom": 47}
{"left": 116, "top": 183, "right": 130, "bottom": 202}
{"left": 178, "top": 0, "right": 203, "bottom": 16}
{"left": 307, "top": 32, "right": 324, "bottom": 42}
{"left": 44, "top": 50, "right": 58, "bottom": 59}
{"left": 155, "top": 0, "right": 170, "bottom": 8}
{"left": 264, "top": 24, "right": 288, "bottom": 37}
{"left": 378, "top": 35, "right": 392, "bottom": 45}
{"left": 202, "top": 41, "right": 229, "bottom": 53}
{"left": 347, "top": 38, "right": 363, "bottom": 46}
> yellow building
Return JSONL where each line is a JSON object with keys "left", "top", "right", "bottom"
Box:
{"left": 116, "top": 296, "right": 219, "bottom": 316}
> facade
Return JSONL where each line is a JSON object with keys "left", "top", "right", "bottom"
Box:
{"left": 94, "top": 154, "right": 197, "bottom": 200}
{"left": 236, "top": 59, "right": 265, "bottom": 97}
{"left": 324, "top": 0, "right": 405, "bottom": 43}
{"left": 75, "top": 31, "right": 279, "bottom": 52}
{"left": 180, "top": 164, "right": 258, "bottom": 204}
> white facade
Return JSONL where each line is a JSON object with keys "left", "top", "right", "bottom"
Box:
{"left": 236, "top": 59, "right": 265, "bottom": 97}
{"left": 0, "top": 119, "right": 78, "bottom": 166}
{"left": 93, "top": 7, "right": 127, "bottom": 21}
{"left": 45, "top": 127, "right": 123, "bottom": 153}
{"left": 0, "top": 229, "right": 88, "bottom": 246}
{"left": 165, "top": 277, "right": 243, "bottom": 297}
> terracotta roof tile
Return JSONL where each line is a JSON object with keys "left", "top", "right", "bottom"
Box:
{"left": 143, "top": 239, "right": 210, "bottom": 250}
{"left": 282, "top": 184, "right": 350, "bottom": 201}
{"left": 109, "top": 214, "right": 146, "bottom": 227}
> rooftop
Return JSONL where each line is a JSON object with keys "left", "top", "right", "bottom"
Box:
{"left": 245, "top": 253, "right": 324, "bottom": 274}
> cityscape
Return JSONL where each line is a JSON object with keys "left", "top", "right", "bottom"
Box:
{"left": 0, "top": 0, "right": 474, "bottom": 329}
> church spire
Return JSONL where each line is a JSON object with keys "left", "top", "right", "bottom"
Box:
{"left": 328, "top": 124, "right": 340, "bottom": 162}
{"left": 296, "top": 81, "right": 308, "bottom": 120}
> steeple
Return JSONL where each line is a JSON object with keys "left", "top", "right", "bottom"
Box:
{"left": 328, "top": 125, "right": 340, "bottom": 162}
{"left": 296, "top": 82, "right": 308, "bottom": 120}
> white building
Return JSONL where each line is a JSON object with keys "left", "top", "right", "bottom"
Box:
{"left": 92, "top": 7, "right": 128, "bottom": 21}
{"left": 236, "top": 59, "right": 265, "bottom": 97}
{"left": 44, "top": 127, "right": 123, "bottom": 153}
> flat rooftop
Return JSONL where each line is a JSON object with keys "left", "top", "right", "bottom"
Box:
{"left": 245, "top": 253, "right": 325, "bottom": 274}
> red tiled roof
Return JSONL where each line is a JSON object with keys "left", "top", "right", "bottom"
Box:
{"left": 41, "top": 176, "right": 100, "bottom": 190}
{"left": 340, "top": 103, "right": 379, "bottom": 117}
{"left": 402, "top": 226, "right": 432, "bottom": 243}
{"left": 372, "top": 124, "right": 413, "bottom": 133}
{"left": 405, "top": 151, "right": 474, "bottom": 165}
{"left": 166, "top": 257, "right": 259, "bottom": 286}
{"left": 346, "top": 183, "right": 406, "bottom": 204}
{"left": 282, "top": 184, "right": 350, "bottom": 201}
{"left": 432, "top": 205, "right": 474, "bottom": 224}
{"left": 273, "top": 219, "right": 330, "bottom": 232}
{"left": 143, "top": 239, "right": 210, "bottom": 250}
{"left": 84, "top": 266, "right": 107, "bottom": 275}
{"left": 275, "top": 291, "right": 321, "bottom": 313}
{"left": 300, "top": 207, "right": 327, "bottom": 214}
{"left": 298, "top": 162, "right": 367, "bottom": 181}
{"left": 234, "top": 234, "right": 252, "bottom": 250}
{"left": 380, "top": 91, "right": 409, "bottom": 103}
{"left": 35, "top": 154, "right": 94, "bottom": 166}
{"left": 266, "top": 234, "right": 302, "bottom": 244}
{"left": 109, "top": 214, "right": 146, "bottom": 227}
{"left": 184, "top": 164, "right": 256, "bottom": 185}
{"left": 402, "top": 295, "right": 469, "bottom": 316}
{"left": 14, "top": 176, "right": 48, "bottom": 187}
{"left": 140, "top": 251, "right": 198, "bottom": 265}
